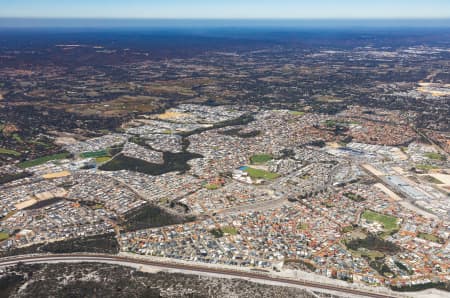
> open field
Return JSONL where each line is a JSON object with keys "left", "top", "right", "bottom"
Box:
{"left": 204, "top": 183, "right": 220, "bottom": 190}
{"left": 425, "top": 152, "right": 446, "bottom": 161}
{"left": 415, "top": 164, "right": 439, "bottom": 171}
{"left": 80, "top": 150, "right": 110, "bottom": 158}
{"left": 244, "top": 167, "right": 279, "bottom": 180}
{"left": 95, "top": 156, "right": 112, "bottom": 164}
{"left": 362, "top": 164, "right": 385, "bottom": 176}
{"left": 0, "top": 232, "right": 9, "bottom": 241}
{"left": 250, "top": 153, "right": 273, "bottom": 164}
{"left": 0, "top": 148, "right": 21, "bottom": 156}
{"left": 14, "top": 198, "right": 38, "bottom": 210}
{"left": 157, "top": 111, "right": 190, "bottom": 120}
{"left": 362, "top": 210, "right": 399, "bottom": 232}
{"left": 417, "top": 232, "right": 444, "bottom": 244}
{"left": 42, "top": 171, "right": 71, "bottom": 179}
{"left": 18, "top": 152, "right": 71, "bottom": 168}
{"left": 221, "top": 226, "right": 238, "bottom": 235}
{"left": 289, "top": 110, "right": 305, "bottom": 116}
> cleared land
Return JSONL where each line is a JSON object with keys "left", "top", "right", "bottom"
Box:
{"left": 42, "top": 171, "right": 71, "bottom": 179}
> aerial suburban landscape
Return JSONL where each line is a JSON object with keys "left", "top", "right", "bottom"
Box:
{"left": 0, "top": 2, "right": 450, "bottom": 298}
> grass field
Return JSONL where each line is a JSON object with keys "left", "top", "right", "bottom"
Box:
{"left": 0, "top": 148, "right": 21, "bottom": 156}
{"left": 362, "top": 210, "right": 399, "bottom": 231}
{"left": 425, "top": 152, "right": 446, "bottom": 161}
{"left": 290, "top": 110, "right": 305, "bottom": 116}
{"left": 18, "top": 152, "right": 71, "bottom": 168}
{"left": 417, "top": 232, "right": 443, "bottom": 243}
{"left": 95, "top": 156, "right": 112, "bottom": 164}
{"left": 221, "top": 226, "right": 238, "bottom": 235}
{"left": 0, "top": 232, "right": 9, "bottom": 241}
{"left": 204, "top": 183, "right": 220, "bottom": 190}
{"left": 244, "top": 167, "right": 279, "bottom": 180}
{"left": 81, "top": 150, "right": 110, "bottom": 158}
{"left": 250, "top": 154, "right": 273, "bottom": 164}
{"left": 416, "top": 164, "right": 439, "bottom": 171}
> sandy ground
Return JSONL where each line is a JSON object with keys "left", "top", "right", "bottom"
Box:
{"left": 408, "top": 288, "right": 450, "bottom": 298}
{"left": 362, "top": 164, "right": 385, "bottom": 176}
{"left": 392, "top": 150, "right": 409, "bottom": 161}
{"left": 42, "top": 171, "right": 71, "bottom": 179}
{"left": 424, "top": 173, "right": 450, "bottom": 186}
{"left": 374, "top": 183, "right": 402, "bottom": 201}
{"left": 392, "top": 167, "right": 406, "bottom": 175}
{"left": 326, "top": 142, "right": 341, "bottom": 149}
{"left": 157, "top": 111, "right": 190, "bottom": 120}
{"left": 54, "top": 136, "right": 78, "bottom": 146}
{"left": 14, "top": 198, "right": 38, "bottom": 210}
{"left": 15, "top": 188, "right": 68, "bottom": 210}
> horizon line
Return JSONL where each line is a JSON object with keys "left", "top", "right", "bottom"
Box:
{"left": 2, "top": 18, "right": 450, "bottom": 30}
{"left": 2, "top": 17, "right": 450, "bottom": 20}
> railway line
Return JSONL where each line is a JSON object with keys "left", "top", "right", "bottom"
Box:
{"left": 0, "top": 253, "right": 398, "bottom": 298}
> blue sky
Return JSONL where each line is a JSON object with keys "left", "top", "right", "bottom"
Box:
{"left": 0, "top": 0, "right": 449, "bottom": 19}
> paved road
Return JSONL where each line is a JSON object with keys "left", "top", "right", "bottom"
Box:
{"left": 0, "top": 253, "right": 397, "bottom": 298}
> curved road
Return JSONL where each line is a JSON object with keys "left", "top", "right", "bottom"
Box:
{"left": 0, "top": 253, "right": 397, "bottom": 298}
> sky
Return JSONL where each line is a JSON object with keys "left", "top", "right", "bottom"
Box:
{"left": 0, "top": 0, "right": 450, "bottom": 19}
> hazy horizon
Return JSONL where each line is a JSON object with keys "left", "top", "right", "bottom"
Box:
{"left": 1, "top": 18, "right": 450, "bottom": 29}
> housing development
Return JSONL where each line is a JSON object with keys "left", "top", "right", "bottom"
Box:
{"left": 1, "top": 102, "right": 449, "bottom": 295}
{"left": 0, "top": 21, "right": 450, "bottom": 297}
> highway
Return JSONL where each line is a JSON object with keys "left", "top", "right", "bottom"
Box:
{"left": 0, "top": 253, "right": 398, "bottom": 298}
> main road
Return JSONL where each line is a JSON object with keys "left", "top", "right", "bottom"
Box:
{"left": 0, "top": 253, "right": 398, "bottom": 298}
